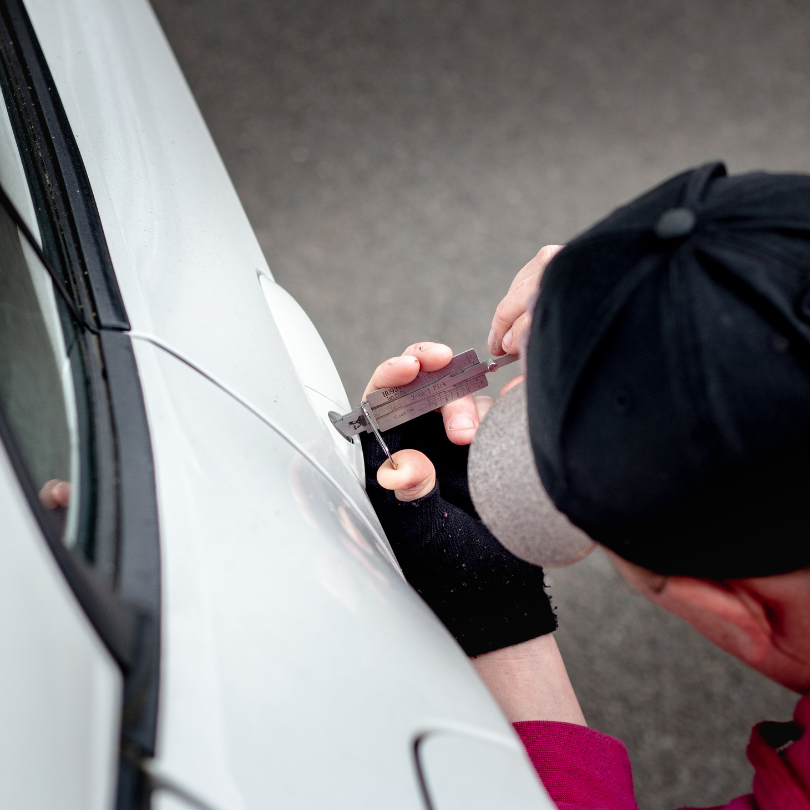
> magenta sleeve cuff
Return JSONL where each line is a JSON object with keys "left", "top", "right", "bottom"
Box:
{"left": 513, "top": 720, "right": 640, "bottom": 810}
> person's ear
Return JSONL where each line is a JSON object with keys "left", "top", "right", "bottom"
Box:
{"left": 661, "top": 577, "right": 773, "bottom": 666}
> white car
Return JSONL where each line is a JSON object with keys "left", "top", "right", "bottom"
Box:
{"left": 0, "top": 1, "right": 554, "bottom": 808}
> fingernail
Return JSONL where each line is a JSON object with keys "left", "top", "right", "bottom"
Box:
{"left": 487, "top": 329, "right": 496, "bottom": 352}
{"left": 502, "top": 329, "right": 513, "bottom": 351}
{"left": 447, "top": 414, "right": 475, "bottom": 431}
{"left": 388, "top": 355, "right": 418, "bottom": 365}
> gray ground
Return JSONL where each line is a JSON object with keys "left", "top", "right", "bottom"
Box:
{"left": 149, "top": 1, "right": 809, "bottom": 806}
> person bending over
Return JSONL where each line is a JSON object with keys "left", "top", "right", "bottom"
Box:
{"left": 361, "top": 163, "right": 810, "bottom": 809}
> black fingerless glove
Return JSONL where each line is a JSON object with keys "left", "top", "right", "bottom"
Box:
{"left": 361, "top": 412, "right": 557, "bottom": 656}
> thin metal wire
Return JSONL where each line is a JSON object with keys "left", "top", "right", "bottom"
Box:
{"left": 361, "top": 401, "right": 397, "bottom": 470}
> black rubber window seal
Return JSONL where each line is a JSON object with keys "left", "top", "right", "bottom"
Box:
{"left": 2, "top": 6, "right": 128, "bottom": 329}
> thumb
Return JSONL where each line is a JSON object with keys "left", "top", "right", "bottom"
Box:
{"left": 376, "top": 449, "right": 436, "bottom": 502}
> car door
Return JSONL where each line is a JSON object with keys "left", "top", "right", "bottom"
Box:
{"left": 0, "top": 2, "right": 160, "bottom": 806}
{"left": 0, "top": 3, "right": 557, "bottom": 808}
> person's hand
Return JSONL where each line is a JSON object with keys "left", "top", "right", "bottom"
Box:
{"left": 39, "top": 478, "right": 71, "bottom": 510}
{"left": 363, "top": 341, "right": 494, "bottom": 499}
{"left": 364, "top": 341, "right": 493, "bottom": 452}
{"left": 487, "top": 245, "right": 564, "bottom": 357}
{"left": 361, "top": 344, "right": 556, "bottom": 656}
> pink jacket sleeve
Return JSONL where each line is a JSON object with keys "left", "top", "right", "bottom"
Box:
{"left": 514, "top": 712, "right": 810, "bottom": 810}
{"left": 513, "top": 721, "right": 640, "bottom": 810}
{"left": 513, "top": 723, "right": 764, "bottom": 810}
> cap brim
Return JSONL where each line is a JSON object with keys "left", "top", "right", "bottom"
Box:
{"left": 469, "top": 381, "right": 595, "bottom": 568}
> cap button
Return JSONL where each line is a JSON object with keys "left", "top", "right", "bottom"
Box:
{"left": 654, "top": 207, "right": 696, "bottom": 240}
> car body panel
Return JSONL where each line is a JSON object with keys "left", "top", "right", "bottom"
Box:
{"left": 133, "top": 340, "right": 524, "bottom": 809}
{"left": 417, "top": 732, "right": 552, "bottom": 810}
{"left": 0, "top": 442, "right": 121, "bottom": 810}
{"left": 17, "top": 1, "right": 555, "bottom": 807}
{"left": 258, "top": 271, "right": 364, "bottom": 484}
{"left": 25, "top": 0, "right": 328, "bottom": 447}
{"left": 26, "top": 0, "right": 385, "bottom": 555}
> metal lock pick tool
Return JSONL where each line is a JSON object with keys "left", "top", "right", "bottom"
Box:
{"left": 329, "top": 349, "right": 518, "bottom": 468}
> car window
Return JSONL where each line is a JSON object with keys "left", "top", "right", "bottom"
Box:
{"left": 0, "top": 70, "right": 38, "bottom": 241}
{"left": 0, "top": 199, "right": 82, "bottom": 548}
{"left": 0, "top": 88, "right": 83, "bottom": 549}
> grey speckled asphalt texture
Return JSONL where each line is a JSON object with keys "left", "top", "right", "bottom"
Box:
{"left": 149, "top": 2, "right": 808, "bottom": 807}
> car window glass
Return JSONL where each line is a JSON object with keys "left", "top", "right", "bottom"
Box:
{"left": 0, "top": 108, "right": 82, "bottom": 548}
{"left": 0, "top": 85, "right": 39, "bottom": 241}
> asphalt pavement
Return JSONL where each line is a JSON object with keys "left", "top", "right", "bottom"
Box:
{"left": 149, "top": 1, "right": 809, "bottom": 806}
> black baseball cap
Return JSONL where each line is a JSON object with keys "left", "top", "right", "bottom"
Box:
{"left": 471, "top": 163, "right": 810, "bottom": 578}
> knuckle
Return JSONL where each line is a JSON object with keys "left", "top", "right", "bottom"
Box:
{"left": 537, "top": 244, "right": 563, "bottom": 266}
{"left": 492, "top": 300, "right": 512, "bottom": 327}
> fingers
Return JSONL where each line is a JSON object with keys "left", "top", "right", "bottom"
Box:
{"left": 440, "top": 394, "right": 479, "bottom": 445}
{"left": 474, "top": 395, "right": 495, "bottom": 422}
{"left": 490, "top": 282, "right": 538, "bottom": 356}
{"left": 364, "top": 354, "right": 419, "bottom": 398}
{"left": 39, "top": 479, "right": 71, "bottom": 510}
{"left": 488, "top": 245, "right": 564, "bottom": 356}
{"left": 438, "top": 393, "right": 497, "bottom": 446}
{"left": 53, "top": 480, "right": 72, "bottom": 508}
{"left": 377, "top": 449, "right": 436, "bottom": 502}
{"left": 401, "top": 341, "right": 454, "bottom": 370}
{"left": 364, "top": 341, "right": 490, "bottom": 450}
{"left": 364, "top": 342, "right": 453, "bottom": 397}
{"left": 502, "top": 310, "right": 532, "bottom": 354}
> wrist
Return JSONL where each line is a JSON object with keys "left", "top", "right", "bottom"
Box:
{"left": 471, "top": 635, "right": 586, "bottom": 726}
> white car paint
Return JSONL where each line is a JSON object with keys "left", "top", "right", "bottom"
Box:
{"left": 258, "top": 271, "right": 364, "bottom": 484}
{"left": 11, "top": 0, "right": 557, "bottom": 807}
{"left": 29, "top": 0, "right": 387, "bottom": 561}
{"left": 131, "top": 340, "right": 542, "bottom": 809}
{"left": 0, "top": 442, "right": 121, "bottom": 810}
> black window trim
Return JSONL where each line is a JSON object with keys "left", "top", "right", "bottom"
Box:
{"left": 0, "top": 2, "right": 161, "bottom": 807}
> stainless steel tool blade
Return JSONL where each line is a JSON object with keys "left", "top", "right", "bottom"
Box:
{"left": 330, "top": 350, "right": 519, "bottom": 444}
